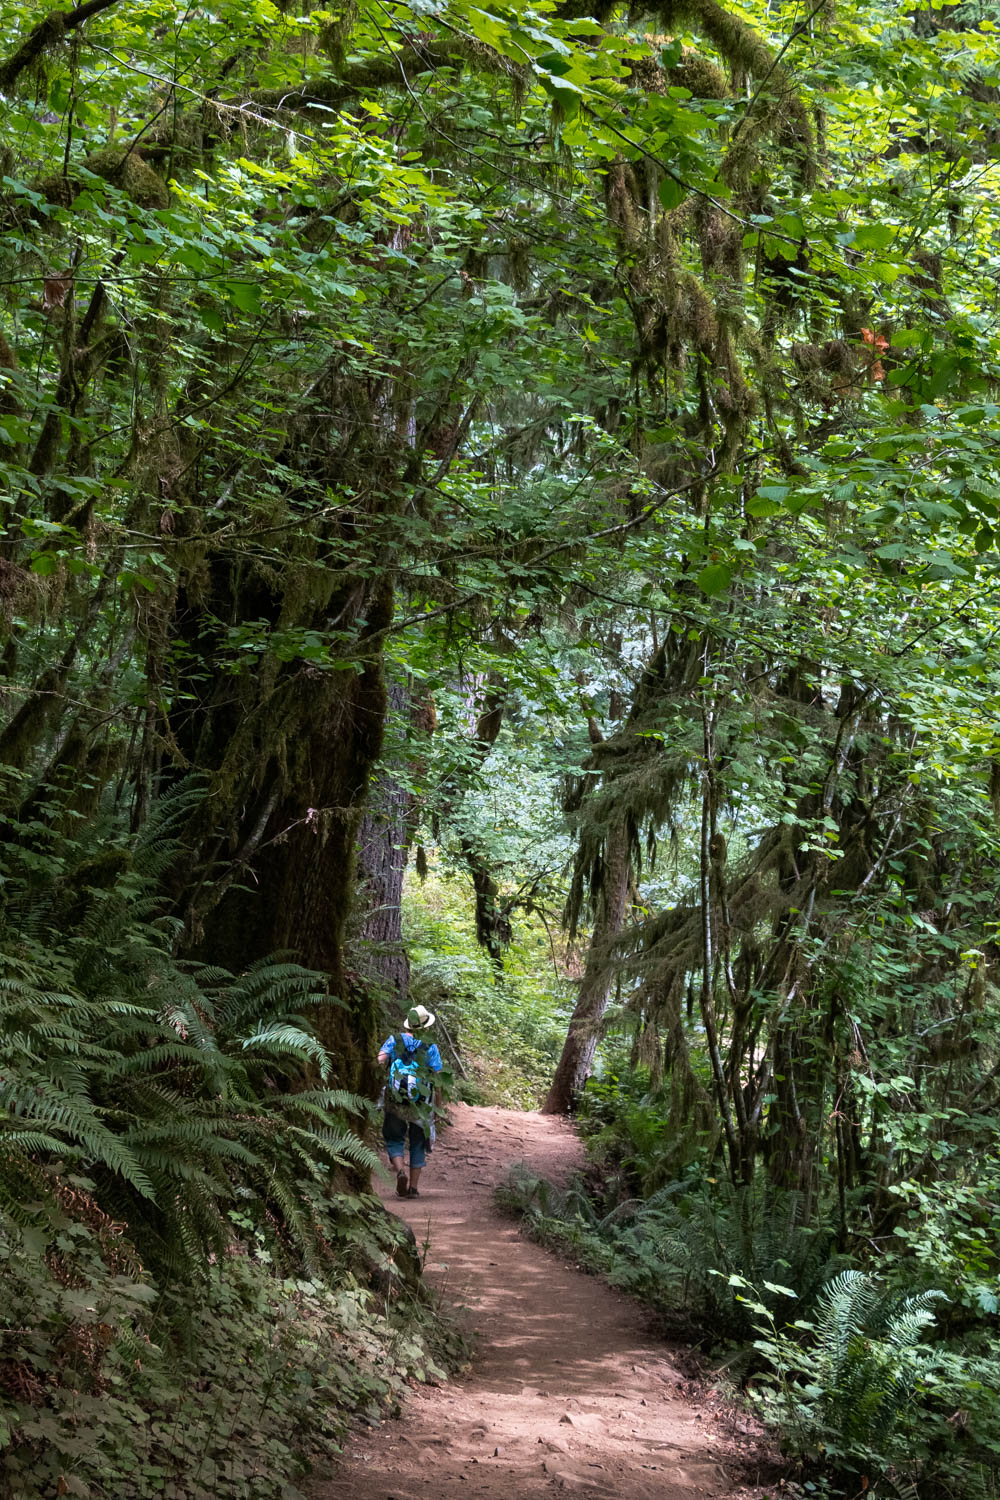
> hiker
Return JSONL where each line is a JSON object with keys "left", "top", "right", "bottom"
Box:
{"left": 378, "top": 1004, "right": 443, "bottom": 1199}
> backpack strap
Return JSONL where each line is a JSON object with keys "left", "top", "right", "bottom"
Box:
{"left": 385, "top": 1034, "right": 431, "bottom": 1113}
{"left": 388, "top": 1034, "right": 425, "bottom": 1078}
{"left": 392, "top": 1033, "right": 424, "bottom": 1060}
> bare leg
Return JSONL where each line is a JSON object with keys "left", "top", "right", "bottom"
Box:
{"left": 408, "top": 1165, "right": 422, "bottom": 1191}
{"left": 389, "top": 1154, "right": 408, "bottom": 1194}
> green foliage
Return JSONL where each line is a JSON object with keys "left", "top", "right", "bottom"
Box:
{"left": 576, "top": 1066, "right": 717, "bottom": 1192}
{"left": 0, "top": 811, "right": 465, "bottom": 1495}
{"left": 879, "top": 1160, "right": 1000, "bottom": 1323}
{"left": 0, "top": 862, "right": 379, "bottom": 1282}
{"left": 1, "top": 1203, "right": 459, "bottom": 1499}
{"left": 746, "top": 1270, "right": 1000, "bottom": 1499}
{"left": 7, "top": 0, "right": 1000, "bottom": 1492}
{"left": 498, "top": 1164, "right": 842, "bottom": 1343}
{"left": 404, "top": 862, "right": 570, "bottom": 1108}
{"left": 751, "top": 1271, "right": 947, "bottom": 1458}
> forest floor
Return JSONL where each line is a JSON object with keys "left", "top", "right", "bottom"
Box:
{"left": 312, "top": 1104, "right": 775, "bottom": 1500}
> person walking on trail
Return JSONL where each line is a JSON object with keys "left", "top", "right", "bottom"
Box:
{"left": 378, "top": 1004, "right": 443, "bottom": 1199}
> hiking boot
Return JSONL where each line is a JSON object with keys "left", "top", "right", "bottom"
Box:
{"left": 406, "top": 1187, "right": 420, "bottom": 1198}
{"left": 395, "top": 1170, "right": 409, "bottom": 1197}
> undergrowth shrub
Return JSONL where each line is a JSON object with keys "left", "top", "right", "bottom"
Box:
{"left": 0, "top": 806, "right": 465, "bottom": 1496}
{"left": 404, "top": 868, "right": 568, "bottom": 1107}
{"left": 750, "top": 1270, "right": 945, "bottom": 1458}
{"left": 1, "top": 793, "right": 380, "bottom": 1265}
{"left": 1, "top": 1203, "right": 459, "bottom": 1499}
{"left": 748, "top": 1270, "right": 1000, "bottom": 1500}
{"left": 576, "top": 1064, "right": 716, "bottom": 1193}
{"left": 498, "top": 1164, "right": 842, "bottom": 1343}
{"left": 501, "top": 1144, "right": 1000, "bottom": 1500}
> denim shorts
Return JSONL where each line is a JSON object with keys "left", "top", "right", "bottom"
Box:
{"left": 382, "top": 1112, "right": 427, "bottom": 1169}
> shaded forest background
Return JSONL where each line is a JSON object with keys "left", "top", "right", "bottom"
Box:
{"left": 2, "top": 0, "right": 1000, "bottom": 1495}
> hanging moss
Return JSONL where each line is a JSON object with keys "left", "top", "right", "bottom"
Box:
{"left": 658, "top": 0, "right": 817, "bottom": 189}
{"left": 0, "top": 11, "right": 65, "bottom": 92}
{"left": 673, "top": 48, "right": 728, "bottom": 99}
{"left": 661, "top": 0, "right": 776, "bottom": 84}
{"left": 628, "top": 43, "right": 728, "bottom": 100}
{"left": 318, "top": 2, "right": 359, "bottom": 71}
{"left": 0, "top": 557, "right": 37, "bottom": 622}
{"left": 694, "top": 201, "right": 744, "bottom": 279}
{"left": 605, "top": 160, "right": 643, "bottom": 246}
{"left": 38, "top": 148, "right": 169, "bottom": 211}
{"left": 85, "top": 148, "right": 171, "bottom": 209}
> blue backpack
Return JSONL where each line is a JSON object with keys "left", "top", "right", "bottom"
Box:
{"left": 385, "top": 1034, "right": 435, "bottom": 1115}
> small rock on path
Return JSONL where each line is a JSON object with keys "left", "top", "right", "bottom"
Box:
{"left": 311, "top": 1103, "right": 760, "bottom": 1500}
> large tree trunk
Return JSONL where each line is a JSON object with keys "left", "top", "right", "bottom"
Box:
{"left": 353, "top": 681, "right": 415, "bottom": 1008}
{"left": 160, "top": 346, "right": 427, "bottom": 1088}
{"left": 543, "top": 813, "right": 630, "bottom": 1114}
{"left": 175, "top": 574, "right": 394, "bottom": 1092}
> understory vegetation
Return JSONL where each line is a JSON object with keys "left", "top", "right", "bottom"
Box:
{"left": 5, "top": 0, "right": 1000, "bottom": 1493}
{"left": 500, "top": 1056, "right": 1000, "bottom": 1500}
{"left": 0, "top": 810, "right": 462, "bottom": 1498}
{"left": 5, "top": 1244, "right": 454, "bottom": 1500}
{"left": 404, "top": 856, "right": 573, "bottom": 1107}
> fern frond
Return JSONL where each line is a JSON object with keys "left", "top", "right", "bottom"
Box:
{"left": 239, "top": 1023, "right": 331, "bottom": 1078}
{"left": 102, "top": 1043, "right": 233, "bottom": 1078}
{"left": 0, "top": 1129, "right": 68, "bottom": 1154}
{"left": 273, "top": 1088, "right": 366, "bottom": 1115}
{"left": 0, "top": 1085, "right": 155, "bottom": 1198}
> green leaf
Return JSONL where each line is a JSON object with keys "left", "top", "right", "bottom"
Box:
{"left": 658, "top": 176, "right": 687, "bottom": 211}
{"left": 222, "top": 280, "right": 263, "bottom": 316}
{"left": 696, "top": 562, "right": 732, "bottom": 596}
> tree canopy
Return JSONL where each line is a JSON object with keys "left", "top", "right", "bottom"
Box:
{"left": 4, "top": 0, "right": 1000, "bottom": 1492}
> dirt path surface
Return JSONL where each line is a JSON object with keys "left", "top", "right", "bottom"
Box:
{"left": 312, "top": 1104, "right": 757, "bottom": 1500}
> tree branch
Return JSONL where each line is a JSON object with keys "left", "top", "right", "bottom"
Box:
{"left": 0, "top": 0, "right": 123, "bottom": 92}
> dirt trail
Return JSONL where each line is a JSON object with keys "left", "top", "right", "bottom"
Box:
{"left": 313, "top": 1104, "right": 758, "bottom": 1500}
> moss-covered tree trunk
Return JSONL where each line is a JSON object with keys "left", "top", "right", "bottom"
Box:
{"left": 353, "top": 680, "right": 415, "bottom": 1012}
{"left": 171, "top": 568, "right": 394, "bottom": 1089}
{"left": 543, "top": 813, "right": 630, "bottom": 1114}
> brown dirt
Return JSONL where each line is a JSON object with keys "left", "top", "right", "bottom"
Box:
{"left": 312, "top": 1103, "right": 769, "bottom": 1500}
